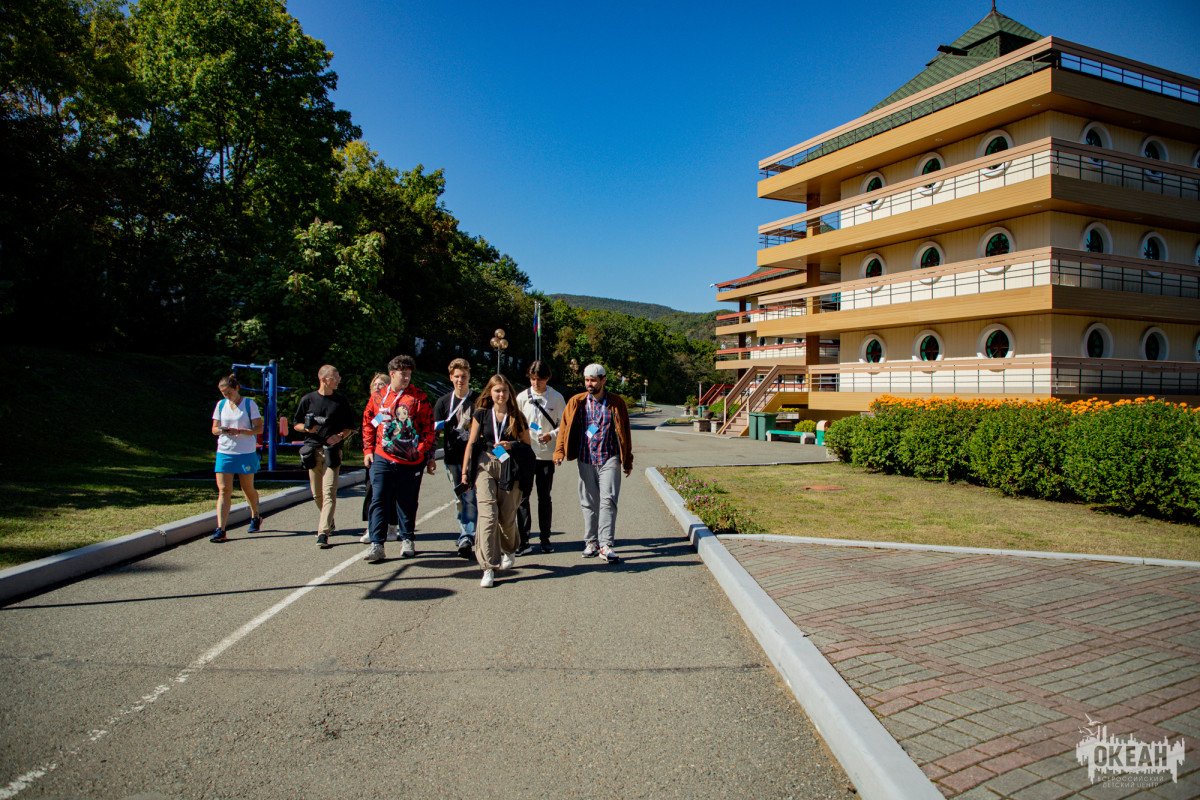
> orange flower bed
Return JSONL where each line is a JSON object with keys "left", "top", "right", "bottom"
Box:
{"left": 870, "top": 395, "right": 1196, "bottom": 415}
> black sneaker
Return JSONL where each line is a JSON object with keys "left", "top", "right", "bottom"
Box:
{"left": 248, "top": 515, "right": 263, "bottom": 533}
{"left": 209, "top": 528, "right": 227, "bottom": 543}
{"left": 457, "top": 536, "right": 475, "bottom": 560}
{"left": 539, "top": 540, "right": 554, "bottom": 554}
{"left": 316, "top": 532, "right": 330, "bottom": 549}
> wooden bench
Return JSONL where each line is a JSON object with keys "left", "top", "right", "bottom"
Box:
{"left": 766, "top": 429, "right": 815, "bottom": 443}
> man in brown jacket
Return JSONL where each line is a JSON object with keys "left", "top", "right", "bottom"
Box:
{"left": 553, "top": 363, "right": 633, "bottom": 563}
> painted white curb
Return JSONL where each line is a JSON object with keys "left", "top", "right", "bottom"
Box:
{"left": 646, "top": 467, "right": 942, "bottom": 800}
{"left": 0, "top": 469, "right": 367, "bottom": 605}
{"left": 722, "top": 533, "right": 1200, "bottom": 570}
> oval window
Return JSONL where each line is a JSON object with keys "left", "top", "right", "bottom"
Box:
{"left": 920, "top": 247, "right": 941, "bottom": 268}
{"left": 865, "top": 176, "right": 883, "bottom": 192}
{"left": 984, "top": 329, "right": 1011, "bottom": 358}
{"left": 1143, "top": 234, "right": 1166, "bottom": 261}
{"left": 864, "top": 258, "right": 883, "bottom": 278}
{"left": 1085, "top": 129, "right": 1103, "bottom": 147}
{"left": 864, "top": 339, "right": 883, "bottom": 363}
{"left": 919, "top": 335, "right": 940, "bottom": 361}
{"left": 1084, "top": 228, "right": 1106, "bottom": 253}
{"left": 1082, "top": 323, "right": 1114, "bottom": 359}
{"left": 985, "top": 233, "right": 1011, "bottom": 257}
{"left": 916, "top": 154, "right": 944, "bottom": 194}
{"left": 1144, "top": 331, "right": 1167, "bottom": 361}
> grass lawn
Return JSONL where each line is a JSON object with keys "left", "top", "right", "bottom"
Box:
{"left": 0, "top": 347, "right": 300, "bottom": 570}
{"left": 684, "top": 462, "right": 1200, "bottom": 562}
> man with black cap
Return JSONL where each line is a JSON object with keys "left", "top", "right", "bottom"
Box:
{"left": 552, "top": 363, "right": 633, "bottom": 563}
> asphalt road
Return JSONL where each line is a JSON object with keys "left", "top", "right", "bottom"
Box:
{"left": 0, "top": 407, "right": 849, "bottom": 800}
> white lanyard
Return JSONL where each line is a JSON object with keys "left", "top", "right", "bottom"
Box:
{"left": 445, "top": 393, "right": 468, "bottom": 424}
{"left": 491, "top": 409, "right": 507, "bottom": 447}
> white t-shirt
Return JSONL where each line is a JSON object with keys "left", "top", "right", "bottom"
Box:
{"left": 517, "top": 386, "right": 566, "bottom": 461}
{"left": 212, "top": 397, "right": 262, "bottom": 455}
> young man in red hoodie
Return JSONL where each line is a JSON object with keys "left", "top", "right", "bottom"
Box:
{"left": 361, "top": 355, "right": 435, "bottom": 562}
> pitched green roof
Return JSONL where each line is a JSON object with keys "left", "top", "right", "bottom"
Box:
{"left": 871, "top": 9, "right": 1042, "bottom": 111}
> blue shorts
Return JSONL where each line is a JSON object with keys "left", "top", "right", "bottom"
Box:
{"left": 215, "top": 451, "right": 261, "bottom": 475}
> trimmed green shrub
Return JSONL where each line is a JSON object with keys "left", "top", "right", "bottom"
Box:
{"left": 793, "top": 419, "right": 817, "bottom": 433}
{"left": 968, "top": 403, "right": 1072, "bottom": 498}
{"left": 895, "top": 400, "right": 983, "bottom": 481}
{"left": 1063, "top": 402, "right": 1200, "bottom": 519}
{"left": 824, "top": 415, "right": 863, "bottom": 462}
{"left": 851, "top": 405, "right": 917, "bottom": 473}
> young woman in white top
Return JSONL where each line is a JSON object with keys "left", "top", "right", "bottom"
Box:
{"left": 210, "top": 373, "right": 264, "bottom": 542}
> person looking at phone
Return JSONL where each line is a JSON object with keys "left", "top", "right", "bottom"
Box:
{"left": 433, "top": 358, "right": 479, "bottom": 559}
{"left": 210, "top": 373, "right": 265, "bottom": 542}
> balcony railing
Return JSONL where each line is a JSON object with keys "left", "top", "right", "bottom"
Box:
{"left": 759, "top": 139, "right": 1200, "bottom": 248}
{"left": 758, "top": 248, "right": 1200, "bottom": 314}
{"left": 715, "top": 342, "right": 807, "bottom": 362}
{"left": 808, "top": 357, "right": 1200, "bottom": 396}
{"left": 759, "top": 37, "right": 1200, "bottom": 177}
{"left": 715, "top": 304, "right": 807, "bottom": 326}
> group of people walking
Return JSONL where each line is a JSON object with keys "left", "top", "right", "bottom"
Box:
{"left": 210, "top": 355, "right": 634, "bottom": 588}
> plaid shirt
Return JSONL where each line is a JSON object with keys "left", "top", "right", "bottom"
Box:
{"left": 581, "top": 394, "right": 616, "bottom": 465}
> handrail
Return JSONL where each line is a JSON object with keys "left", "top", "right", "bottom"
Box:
{"left": 717, "top": 366, "right": 783, "bottom": 435}
{"left": 759, "top": 247, "right": 1200, "bottom": 305}
{"left": 759, "top": 36, "right": 1200, "bottom": 175}
{"left": 759, "top": 138, "right": 1200, "bottom": 238}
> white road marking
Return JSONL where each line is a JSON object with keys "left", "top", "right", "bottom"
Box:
{"left": 0, "top": 502, "right": 453, "bottom": 799}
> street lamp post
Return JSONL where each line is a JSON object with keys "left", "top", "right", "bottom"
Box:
{"left": 489, "top": 328, "right": 509, "bottom": 374}
{"left": 642, "top": 378, "right": 648, "bottom": 409}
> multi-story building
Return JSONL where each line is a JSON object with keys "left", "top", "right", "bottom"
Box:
{"left": 712, "top": 9, "right": 1199, "bottom": 436}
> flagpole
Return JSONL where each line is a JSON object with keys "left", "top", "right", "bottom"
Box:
{"left": 533, "top": 301, "right": 541, "bottom": 361}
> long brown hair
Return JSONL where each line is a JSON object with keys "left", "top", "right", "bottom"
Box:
{"left": 475, "top": 374, "right": 528, "bottom": 438}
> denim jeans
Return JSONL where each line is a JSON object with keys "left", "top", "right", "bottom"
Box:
{"left": 444, "top": 461, "right": 477, "bottom": 537}
{"left": 368, "top": 457, "right": 423, "bottom": 544}
{"left": 577, "top": 456, "right": 621, "bottom": 548}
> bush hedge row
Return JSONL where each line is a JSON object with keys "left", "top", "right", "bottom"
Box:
{"left": 824, "top": 396, "right": 1200, "bottom": 522}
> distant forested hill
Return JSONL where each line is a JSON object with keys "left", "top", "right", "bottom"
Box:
{"left": 549, "top": 294, "right": 718, "bottom": 341}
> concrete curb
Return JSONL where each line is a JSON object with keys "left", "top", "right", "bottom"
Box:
{"left": 722, "top": 533, "right": 1200, "bottom": 570}
{"left": 0, "top": 470, "right": 367, "bottom": 606}
{"left": 646, "top": 467, "right": 942, "bottom": 800}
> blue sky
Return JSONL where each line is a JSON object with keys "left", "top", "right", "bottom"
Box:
{"left": 286, "top": 0, "right": 1200, "bottom": 313}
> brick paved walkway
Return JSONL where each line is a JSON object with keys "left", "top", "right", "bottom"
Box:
{"left": 723, "top": 540, "right": 1200, "bottom": 799}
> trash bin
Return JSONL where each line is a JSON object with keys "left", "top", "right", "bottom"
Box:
{"left": 748, "top": 411, "right": 766, "bottom": 440}
{"left": 815, "top": 420, "right": 828, "bottom": 446}
{"left": 696, "top": 405, "right": 707, "bottom": 418}
{"left": 761, "top": 412, "right": 778, "bottom": 435}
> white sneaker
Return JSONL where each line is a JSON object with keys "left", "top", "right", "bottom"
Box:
{"left": 400, "top": 538, "right": 416, "bottom": 558}
{"left": 582, "top": 542, "right": 599, "bottom": 558}
{"left": 363, "top": 543, "right": 385, "bottom": 563}
{"left": 359, "top": 531, "right": 371, "bottom": 544}
{"left": 480, "top": 569, "right": 494, "bottom": 588}
{"left": 500, "top": 553, "right": 515, "bottom": 570}
{"left": 386, "top": 524, "right": 399, "bottom": 542}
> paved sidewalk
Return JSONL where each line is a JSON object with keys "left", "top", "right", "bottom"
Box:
{"left": 722, "top": 539, "right": 1200, "bottom": 799}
